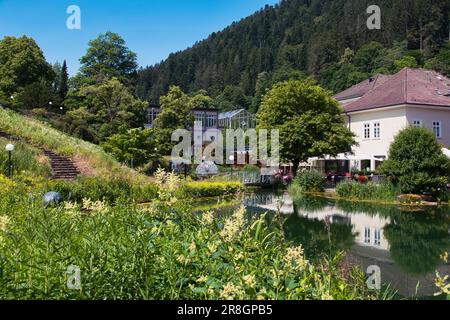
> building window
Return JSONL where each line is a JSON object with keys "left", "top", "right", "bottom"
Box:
{"left": 433, "top": 121, "right": 442, "bottom": 139}
{"left": 413, "top": 120, "right": 423, "bottom": 128}
{"left": 364, "top": 123, "right": 371, "bottom": 139}
{"left": 374, "top": 229, "right": 381, "bottom": 246}
{"left": 364, "top": 227, "right": 371, "bottom": 244}
{"left": 206, "top": 114, "right": 217, "bottom": 128}
{"left": 373, "top": 122, "right": 380, "bottom": 138}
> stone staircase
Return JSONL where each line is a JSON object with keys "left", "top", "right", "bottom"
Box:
{"left": 0, "top": 129, "right": 80, "bottom": 180}
{"left": 43, "top": 150, "right": 80, "bottom": 180}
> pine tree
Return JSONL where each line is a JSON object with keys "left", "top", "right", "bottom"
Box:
{"left": 59, "top": 60, "right": 69, "bottom": 100}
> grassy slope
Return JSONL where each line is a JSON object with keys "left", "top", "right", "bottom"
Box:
{"left": 0, "top": 137, "right": 52, "bottom": 178}
{"left": 0, "top": 107, "right": 148, "bottom": 183}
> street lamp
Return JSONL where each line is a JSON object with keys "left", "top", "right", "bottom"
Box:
{"left": 5, "top": 144, "right": 14, "bottom": 178}
{"left": 229, "top": 155, "right": 235, "bottom": 176}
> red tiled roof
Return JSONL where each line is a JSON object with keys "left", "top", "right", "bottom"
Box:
{"left": 335, "top": 68, "right": 450, "bottom": 113}
{"left": 333, "top": 74, "right": 392, "bottom": 101}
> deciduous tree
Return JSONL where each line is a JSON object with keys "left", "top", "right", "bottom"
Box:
{"left": 257, "top": 80, "right": 355, "bottom": 175}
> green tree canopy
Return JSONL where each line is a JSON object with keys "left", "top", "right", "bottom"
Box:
{"left": 153, "top": 86, "right": 194, "bottom": 155}
{"left": 79, "top": 32, "right": 138, "bottom": 82}
{"left": 257, "top": 80, "right": 355, "bottom": 175}
{"left": 0, "top": 35, "right": 54, "bottom": 100}
{"left": 64, "top": 78, "right": 147, "bottom": 142}
{"left": 101, "top": 128, "right": 160, "bottom": 167}
{"left": 380, "top": 126, "right": 450, "bottom": 197}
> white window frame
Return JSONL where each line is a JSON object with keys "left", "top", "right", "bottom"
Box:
{"left": 364, "top": 227, "right": 371, "bottom": 244}
{"left": 374, "top": 229, "right": 381, "bottom": 246}
{"left": 373, "top": 122, "right": 380, "bottom": 139}
{"left": 412, "top": 119, "right": 423, "bottom": 128}
{"left": 363, "top": 123, "right": 371, "bottom": 139}
{"left": 433, "top": 121, "right": 442, "bottom": 139}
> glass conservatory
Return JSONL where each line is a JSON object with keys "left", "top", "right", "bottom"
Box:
{"left": 218, "top": 109, "right": 257, "bottom": 129}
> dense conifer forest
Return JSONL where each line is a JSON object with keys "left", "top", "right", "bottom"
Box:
{"left": 136, "top": 0, "right": 450, "bottom": 112}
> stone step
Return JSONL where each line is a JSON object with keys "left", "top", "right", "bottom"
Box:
{"left": 1, "top": 129, "right": 80, "bottom": 181}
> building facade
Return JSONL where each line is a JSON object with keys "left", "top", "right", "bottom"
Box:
{"left": 332, "top": 68, "right": 450, "bottom": 172}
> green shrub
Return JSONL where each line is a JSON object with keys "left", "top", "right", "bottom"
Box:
{"left": 380, "top": 126, "right": 450, "bottom": 198}
{"left": 177, "top": 181, "right": 244, "bottom": 198}
{"left": 293, "top": 171, "right": 325, "bottom": 192}
{"left": 51, "top": 177, "right": 158, "bottom": 204}
{"left": 336, "top": 181, "right": 399, "bottom": 201}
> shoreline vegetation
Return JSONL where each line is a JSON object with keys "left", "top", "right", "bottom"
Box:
{"left": 0, "top": 170, "right": 395, "bottom": 300}
{"left": 290, "top": 170, "right": 450, "bottom": 208}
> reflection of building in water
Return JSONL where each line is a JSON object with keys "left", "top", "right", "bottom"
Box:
{"left": 245, "top": 193, "right": 293, "bottom": 214}
{"left": 243, "top": 193, "right": 274, "bottom": 207}
{"left": 243, "top": 192, "right": 449, "bottom": 297}
{"left": 291, "top": 205, "right": 391, "bottom": 251}
{"left": 246, "top": 196, "right": 391, "bottom": 251}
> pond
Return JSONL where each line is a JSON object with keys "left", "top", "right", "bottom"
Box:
{"left": 196, "top": 191, "right": 450, "bottom": 298}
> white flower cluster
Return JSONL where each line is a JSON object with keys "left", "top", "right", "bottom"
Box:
{"left": 220, "top": 206, "right": 245, "bottom": 242}
{"left": 82, "top": 198, "right": 109, "bottom": 214}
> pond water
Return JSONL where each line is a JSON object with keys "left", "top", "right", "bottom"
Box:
{"left": 197, "top": 191, "right": 450, "bottom": 297}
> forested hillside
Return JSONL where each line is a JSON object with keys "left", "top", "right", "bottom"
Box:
{"left": 136, "top": 0, "right": 450, "bottom": 111}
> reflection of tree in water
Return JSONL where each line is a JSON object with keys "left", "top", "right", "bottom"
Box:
{"left": 335, "top": 200, "right": 401, "bottom": 217}
{"left": 384, "top": 211, "right": 450, "bottom": 276}
{"left": 291, "top": 193, "right": 333, "bottom": 213}
{"left": 283, "top": 195, "right": 355, "bottom": 259}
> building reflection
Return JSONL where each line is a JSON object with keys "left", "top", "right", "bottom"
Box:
{"left": 242, "top": 192, "right": 450, "bottom": 297}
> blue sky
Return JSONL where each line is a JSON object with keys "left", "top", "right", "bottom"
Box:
{"left": 0, "top": 0, "right": 279, "bottom": 75}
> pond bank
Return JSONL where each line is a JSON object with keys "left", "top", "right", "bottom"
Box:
{"left": 290, "top": 189, "right": 449, "bottom": 208}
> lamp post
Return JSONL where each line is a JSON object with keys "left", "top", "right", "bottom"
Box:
{"left": 229, "top": 155, "right": 234, "bottom": 176}
{"left": 5, "top": 144, "right": 14, "bottom": 178}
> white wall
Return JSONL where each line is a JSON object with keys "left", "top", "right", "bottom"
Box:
{"left": 346, "top": 106, "right": 408, "bottom": 159}
{"left": 406, "top": 105, "right": 450, "bottom": 148}
{"left": 346, "top": 105, "right": 450, "bottom": 159}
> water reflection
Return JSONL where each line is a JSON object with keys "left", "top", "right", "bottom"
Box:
{"left": 242, "top": 192, "right": 450, "bottom": 297}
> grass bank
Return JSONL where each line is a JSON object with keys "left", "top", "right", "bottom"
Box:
{"left": 0, "top": 107, "right": 144, "bottom": 182}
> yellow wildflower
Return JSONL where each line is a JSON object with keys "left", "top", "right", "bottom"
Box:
{"left": 197, "top": 275, "right": 208, "bottom": 283}
{"left": 243, "top": 274, "right": 256, "bottom": 288}
{"left": 207, "top": 242, "right": 219, "bottom": 254}
{"left": 220, "top": 283, "right": 243, "bottom": 300}
{"left": 202, "top": 211, "right": 214, "bottom": 224}
{"left": 440, "top": 251, "right": 448, "bottom": 263}
{"left": 220, "top": 206, "right": 245, "bottom": 242}
{"left": 284, "top": 245, "right": 308, "bottom": 270}
{"left": 82, "top": 198, "right": 108, "bottom": 214}
{"left": 434, "top": 272, "right": 450, "bottom": 296}
{"left": 234, "top": 252, "right": 244, "bottom": 261}
{"left": 189, "top": 241, "right": 197, "bottom": 252}
{"left": 0, "top": 215, "right": 10, "bottom": 232}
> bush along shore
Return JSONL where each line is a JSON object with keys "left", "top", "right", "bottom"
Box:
{"left": 0, "top": 169, "right": 394, "bottom": 300}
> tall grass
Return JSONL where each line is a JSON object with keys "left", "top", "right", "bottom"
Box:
{"left": 336, "top": 181, "right": 400, "bottom": 201}
{"left": 0, "top": 138, "right": 51, "bottom": 178}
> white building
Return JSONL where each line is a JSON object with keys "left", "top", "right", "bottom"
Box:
{"left": 313, "top": 68, "right": 450, "bottom": 173}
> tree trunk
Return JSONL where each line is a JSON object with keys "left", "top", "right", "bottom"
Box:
{"left": 292, "top": 160, "right": 300, "bottom": 177}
